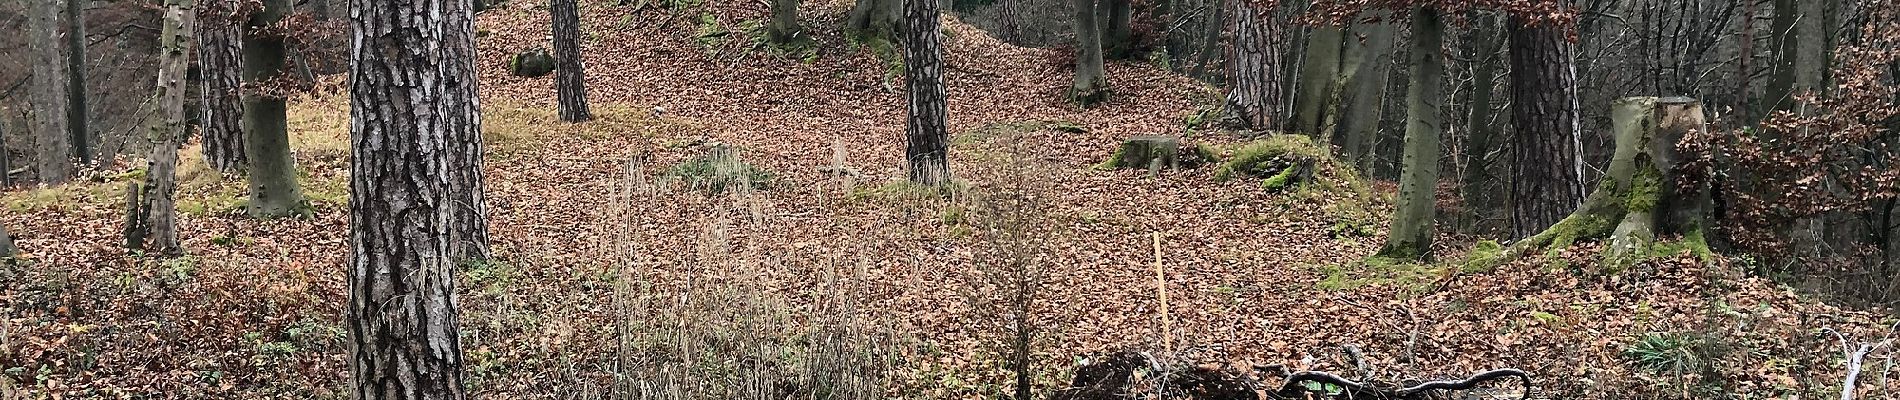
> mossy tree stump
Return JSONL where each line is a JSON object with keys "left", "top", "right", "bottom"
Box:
{"left": 509, "top": 47, "right": 556, "bottom": 77}
{"left": 1096, "top": 135, "right": 1211, "bottom": 173}
{"left": 1476, "top": 97, "right": 1712, "bottom": 271}
{"left": 1214, "top": 134, "right": 1322, "bottom": 191}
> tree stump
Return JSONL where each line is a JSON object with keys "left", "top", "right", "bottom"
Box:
{"left": 508, "top": 47, "right": 556, "bottom": 77}
{"left": 1097, "top": 135, "right": 1211, "bottom": 173}
{"left": 1476, "top": 97, "right": 1712, "bottom": 271}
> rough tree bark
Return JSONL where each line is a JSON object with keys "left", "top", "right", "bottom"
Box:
{"left": 1376, "top": 6, "right": 1445, "bottom": 261}
{"left": 904, "top": 0, "right": 950, "bottom": 185}
{"left": 1223, "top": 0, "right": 1293, "bottom": 131}
{"left": 28, "top": 0, "right": 73, "bottom": 184}
{"left": 130, "top": 0, "right": 197, "bottom": 256}
{"left": 198, "top": 0, "right": 247, "bottom": 173}
{"left": 1071, "top": 0, "right": 1109, "bottom": 105}
{"left": 1292, "top": 26, "right": 1342, "bottom": 138}
{"left": 552, "top": 0, "right": 592, "bottom": 122}
{"left": 1458, "top": 12, "right": 1504, "bottom": 234}
{"left": 1339, "top": 16, "right": 1396, "bottom": 172}
{"left": 1507, "top": 8, "right": 1585, "bottom": 240}
{"left": 1104, "top": 0, "right": 1133, "bottom": 59}
{"left": 65, "top": 0, "right": 89, "bottom": 166}
{"left": 243, "top": 0, "right": 306, "bottom": 217}
{"left": 346, "top": 0, "right": 481, "bottom": 396}
{"left": 769, "top": 0, "right": 801, "bottom": 44}
{"left": 848, "top": 0, "right": 901, "bottom": 40}
{"left": 445, "top": 0, "right": 491, "bottom": 262}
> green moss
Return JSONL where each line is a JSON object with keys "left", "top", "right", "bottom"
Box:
{"left": 1459, "top": 240, "right": 1505, "bottom": 273}
{"left": 1548, "top": 214, "right": 1615, "bottom": 249}
{"left": 1650, "top": 227, "right": 1715, "bottom": 262}
{"left": 1626, "top": 166, "right": 1663, "bottom": 213}
{"left": 1261, "top": 165, "right": 1299, "bottom": 191}
{"left": 1214, "top": 135, "right": 1324, "bottom": 181}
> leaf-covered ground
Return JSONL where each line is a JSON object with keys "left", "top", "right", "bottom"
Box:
{"left": 2, "top": 1, "right": 1895, "bottom": 399}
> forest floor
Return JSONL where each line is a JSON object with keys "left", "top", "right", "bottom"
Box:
{"left": 2, "top": 1, "right": 1896, "bottom": 399}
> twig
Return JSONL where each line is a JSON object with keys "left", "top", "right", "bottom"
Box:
{"left": 1154, "top": 232, "right": 1170, "bottom": 355}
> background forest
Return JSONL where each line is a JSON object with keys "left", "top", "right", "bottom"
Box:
{"left": 0, "top": 0, "right": 1897, "bottom": 398}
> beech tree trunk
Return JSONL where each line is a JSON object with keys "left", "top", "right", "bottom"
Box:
{"left": 1507, "top": 9, "right": 1585, "bottom": 240}
{"left": 1377, "top": 6, "right": 1444, "bottom": 261}
{"left": 1103, "top": 0, "right": 1133, "bottom": 59}
{"left": 1763, "top": 0, "right": 1798, "bottom": 115}
{"left": 346, "top": 0, "right": 480, "bottom": 396}
{"left": 243, "top": 0, "right": 306, "bottom": 217}
{"left": 65, "top": 0, "right": 89, "bottom": 166}
{"left": 198, "top": 0, "right": 247, "bottom": 173}
{"left": 133, "top": 0, "right": 197, "bottom": 256}
{"left": 848, "top": 0, "right": 901, "bottom": 40}
{"left": 769, "top": 0, "right": 800, "bottom": 44}
{"left": 903, "top": 0, "right": 950, "bottom": 185}
{"left": 1222, "top": 0, "right": 1293, "bottom": 131}
{"left": 552, "top": 0, "right": 592, "bottom": 122}
{"left": 1292, "top": 26, "right": 1342, "bottom": 138}
{"left": 1458, "top": 12, "right": 1504, "bottom": 234}
{"left": 1071, "top": 0, "right": 1108, "bottom": 105}
{"left": 1339, "top": 16, "right": 1396, "bottom": 171}
{"left": 28, "top": 0, "right": 73, "bottom": 184}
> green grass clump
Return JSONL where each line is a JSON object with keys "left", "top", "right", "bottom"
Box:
{"left": 665, "top": 151, "right": 774, "bottom": 194}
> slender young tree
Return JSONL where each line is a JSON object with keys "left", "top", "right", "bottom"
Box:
{"left": 1377, "top": 6, "right": 1445, "bottom": 261}
{"left": 198, "top": 0, "right": 247, "bottom": 173}
{"left": 1071, "top": 0, "right": 1109, "bottom": 104}
{"left": 1506, "top": 4, "right": 1584, "bottom": 239}
{"left": 768, "top": 0, "right": 800, "bottom": 44}
{"left": 551, "top": 0, "right": 592, "bottom": 122}
{"left": 346, "top": 0, "right": 482, "bottom": 395}
{"left": 243, "top": 0, "right": 306, "bottom": 217}
{"left": 1223, "top": 0, "right": 1295, "bottom": 131}
{"left": 28, "top": 0, "right": 73, "bottom": 184}
{"left": 65, "top": 0, "right": 89, "bottom": 166}
{"left": 131, "top": 0, "right": 197, "bottom": 256}
{"left": 903, "top": 0, "right": 950, "bottom": 185}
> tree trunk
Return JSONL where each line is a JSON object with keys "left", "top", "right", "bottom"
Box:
{"left": 28, "top": 0, "right": 72, "bottom": 184}
{"left": 1222, "top": 0, "right": 1292, "bottom": 131}
{"left": 65, "top": 0, "right": 89, "bottom": 166}
{"left": 552, "top": 0, "right": 592, "bottom": 122}
{"left": 134, "top": 0, "right": 197, "bottom": 257}
{"left": 243, "top": 0, "right": 306, "bottom": 217}
{"left": 769, "top": 0, "right": 801, "bottom": 44}
{"left": 904, "top": 0, "right": 950, "bottom": 185}
{"left": 447, "top": 0, "right": 490, "bottom": 263}
{"left": 1339, "top": 16, "right": 1396, "bottom": 172}
{"left": 1458, "top": 12, "right": 1503, "bottom": 234}
{"left": 1507, "top": 9, "right": 1585, "bottom": 240}
{"left": 1376, "top": 6, "right": 1444, "bottom": 261}
{"left": 0, "top": 223, "right": 14, "bottom": 259}
{"left": 1103, "top": 0, "right": 1132, "bottom": 59}
{"left": 1292, "top": 26, "right": 1342, "bottom": 138}
{"left": 199, "top": 0, "right": 247, "bottom": 174}
{"left": 1763, "top": 0, "right": 1798, "bottom": 115}
{"left": 1071, "top": 0, "right": 1108, "bottom": 105}
{"left": 346, "top": 0, "right": 477, "bottom": 396}
{"left": 848, "top": 0, "right": 901, "bottom": 40}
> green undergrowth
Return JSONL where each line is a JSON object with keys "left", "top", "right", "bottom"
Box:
{"left": 1315, "top": 256, "right": 1448, "bottom": 294}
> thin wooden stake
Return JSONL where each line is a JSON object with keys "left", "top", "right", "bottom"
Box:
{"left": 1154, "top": 232, "right": 1170, "bottom": 354}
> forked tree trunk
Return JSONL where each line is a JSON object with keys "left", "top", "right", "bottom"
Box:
{"left": 28, "top": 0, "right": 72, "bottom": 184}
{"left": 198, "top": 0, "right": 247, "bottom": 173}
{"left": 1292, "top": 26, "right": 1342, "bottom": 138}
{"left": 1339, "top": 16, "right": 1396, "bottom": 171}
{"left": 1477, "top": 98, "right": 1711, "bottom": 271}
{"left": 346, "top": 0, "right": 479, "bottom": 396}
{"left": 903, "top": 0, "right": 950, "bottom": 185}
{"left": 243, "top": 0, "right": 305, "bottom": 217}
{"left": 1223, "top": 0, "right": 1293, "bottom": 131}
{"left": 133, "top": 0, "right": 197, "bottom": 256}
{"left": 552, "top": 0, "right": 592, "bottom": 122}
{"left": 1071, "top": 0, "right": 1109, "bottom": 105}
{"left": 768, "top": 0, "right": 800, "bottom": 44}
{"left": 1376, "top": 6, "right": 1444, "bottom": 261}
{"left": 65, "top": 0, "right": 89, "bottom": 166}
{"left": 1507, "top": 7, "right": 1585, "bottom": 240}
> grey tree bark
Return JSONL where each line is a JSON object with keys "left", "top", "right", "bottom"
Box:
{"left": 243, "top": 0, "right": 306, "bottom": 217}
{"left": 445, "top": 0, "right": 491, "bottom": 262}
{"left": 0, "top": 223, "right": 14, "bottom": 259}
{"left": 199, "top": 0, "right": 247, "bottom": 174}
{"left": 28, "top": 0, "right": 73, "bottom": 184}
{"left": 1339, "top": 16, "right": 1396, "bottom": 172}
{"left": 904, "top": 0, "right": 950, "bottom": 185}
{"left": 552, "top": 0, "right": 592, "bottom": 122}
{"left": 1103, "top": 0, "right": 1133, "bottom": 59}
{"left": 768, "top": 0, "right": 801, "bottom": 44}
{"left": 1763, "top": 0, "right": 1798, "bottom": 116}
{"left": 1507, "top": 7, "right": 1585, "bottom": 240}
{"left": 1458, "top": 12, "right": 1504, "bottom": 234}
{"left": 131, "top": 0, "right": 196, "bottom": 256}
{"left": 1222, "top": 0, "right": 1294, "bottom": 131}
{"left": 65, "top": 0, "right": 89, "bottom": 166}
{"left": 1071, "top": 0, "right": 1108, "bottom": 105}
{"left": 346, "top": 0, "right": 480, "bottom": 396}
{"left": 848, "top": 0, "right": 901, "bottom": 40}
{"left": 1292, "top": 26, "right": 1342, "bottom": 138}
{"left": 1377, "top": 6, "right": 1444, "bottom": 261}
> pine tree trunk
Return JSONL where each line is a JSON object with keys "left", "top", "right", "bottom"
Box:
{"left": 243, "top": 0, "right": 306, "bottom": 217}
{"left": 1377, "top": 6, "right": 1444, "bottom": 261}
{"left": 903, "top": 0, "right": 949, "bottom": 185}
{"left": 1104, "top": 0, "right": 1132, "bottom": 59}
{"left": 1507, "top": 9, "right": 1585, "bottom": 240}
{"left": 346, "top": 0, "right": 477, "bottom": 396}
{"left": 768, "top": 0, "right": 801, "bottom": 44}
{"left": 1339, "top": 16, "right": 1395, "bottom": 172}
{"left": 137, "top": 0, "right": 197, "bottom": 256}
{"left": 65, "top": 0, "right": 89, "bottom": 166}
{"left": 198, "top": 0, "right": 247, "bottom": 174}
{"left": 1222, "top": 0, "right": 1291, "bottom": 131}
{"left": 1292, "top": 26, "right": 1341, "bottom": 137}
{"left": 552, "top": 0, "right": 592, "bottom": 123}
{"left": 28, "top": 0, "right": 72, "bottom": 184}
{"left": 1070, "top": 0, "right": 1108, "bottom": 105}
{"left": 1458, "top": 12, "right": 1503, "bottom": 234}
{"left": 444, "top": 0, "right": 490, "bottom": 262}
